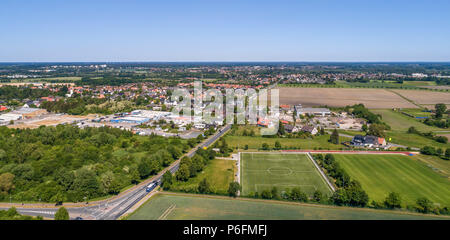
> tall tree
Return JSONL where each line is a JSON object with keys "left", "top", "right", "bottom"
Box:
{"left": 330, "top": 129, "right": 339, "bottom": 144}
{"left": 368, "top": 124, "right": 386, "bottom": 137}
{"left": 313, "top": 190, "right": 323, "bottom": 202}
{"left": 161, "top": 171, "right": 173, "bottom": 190}
{"left": 384, "top": 192, "right": 402, "bottom": 209}
{"left": 435, "top": 103, "right": 447, "bottom": 119}
{"left": 415, "top": 197, "right": 433, "bottom": 213}
{"left": 274, "top": 141, "right": 282, "bottom": 150}
{"left": 54, "top": 207, "right": 69, "bottom": 220}
{"left": 227, "top": 182, "right": 241, "bottom": 197}
{"left": 0, "top": 173, "right": 15, "bottom": 195}
{"left": 198, "top": 178, "right": 211, "bottom": 194}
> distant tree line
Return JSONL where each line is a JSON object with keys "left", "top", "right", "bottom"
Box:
{"left": 0, "top": 85, "right": 55, "bottom": 101}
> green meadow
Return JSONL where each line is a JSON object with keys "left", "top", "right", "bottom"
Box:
{"left": 334, "top": 154, "right": 450, "bottom": 206}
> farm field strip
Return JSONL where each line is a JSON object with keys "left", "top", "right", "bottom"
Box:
{"left": 279, "top": 87, "right": 418, "bottom": 108}
{"left": 392, "top": 89, "right": 450, "bottom": 105}
{"left": 128, "top": 193, "right": 449, "bottom": 220}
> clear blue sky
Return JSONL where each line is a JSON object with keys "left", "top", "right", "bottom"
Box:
{"left": 1, "top": 0, "right": 449, "bottom": 62}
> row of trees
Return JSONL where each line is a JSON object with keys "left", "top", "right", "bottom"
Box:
{"left": 160, "top": 148, "right": 216, "bottom": 191}
{"left": 315, "top": 154, "right": 369, "bottom": 207}
{"left": 424, "top": 118, "right": 450, "bottom": 129}
{"left": 420, "top": 146, "right": 450, "bottom": 160}
{"left": 345, "top": 104, "right": 385, "bottom": 125}
{"left": 421, "top": 104, "right": 448, "bottom": 129}
{"left": 344, "top": 104, "right": 390, "bottom": 138}
{"left": 247, "top": 186, "right": 325, "bottom": 204}
{"left": 408, "top": 126, "right": 448, "bottom": 144}
{"left": 371, "top": 193, "right": 450, "bottom": 215}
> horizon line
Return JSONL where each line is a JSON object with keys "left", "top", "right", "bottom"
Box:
{"left": 1, "top": 60, "right": 450, "bottom": 64}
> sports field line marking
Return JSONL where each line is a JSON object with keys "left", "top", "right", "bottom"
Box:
{"left": 255, "top": 184, "right": 317, "bottom": 187}
{"left": 242, "top": 152, "right": 309, "bottom": 155}
{"left": 157, "top": 204, "right": 176, "bottom": 220}
{"left": 255, "top": 184, "right": 318, "bottom": 192}
{"left": 305, "top": 152, "right": 336, "bottom": 192}
{"left": 254, "top": 158, "right": 309, "bottom": 161}
{"left": 244, "top": 169, "right": 314, "bottom": 173}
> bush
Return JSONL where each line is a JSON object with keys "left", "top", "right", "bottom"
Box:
{"left": 54, "top": 207, "right": 69, "bottom": 220}
{"left": 384, "top": 192, "right": 402, "bottom": 209}
{"left": 420, "top": 146, "right": 436, "bottom": 156}
{"left": 227, "top": 182, "right": 241, "bottom": 198}
{"left": 435, "top": 136, "right": 448, "bottom": 144}
{"left": 415, "top": 197, "right": 433, "bottom": 214}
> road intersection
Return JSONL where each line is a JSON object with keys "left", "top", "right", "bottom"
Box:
{"left": 0, "top": 124, "right": 232, "bottom": 220}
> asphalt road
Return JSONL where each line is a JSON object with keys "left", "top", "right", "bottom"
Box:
{"left": 0, "top": 124, "right": 231, "bottom": 220}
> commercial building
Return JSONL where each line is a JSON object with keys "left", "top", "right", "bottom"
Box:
{"left": 110, "top": 116, "right": 150, "bottom": 124}
{"left": 296, "top": 107, "right": 331, "bottom": 117}
{"left": 14, "top": 107, "right": 48, "bottom": 119}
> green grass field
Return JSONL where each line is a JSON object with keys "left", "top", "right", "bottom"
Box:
{"left": 225, "top": 135, "right": 351, "bottom": 150}
{"left": 127, "top": 193, "right": 447, "bottom": 220}
{"left": 169, "top": 158, "right": 236, "bottom": 194}
{"left": 368, "top": 109, "right": 450, "bottom": 149}
{"left": 385, "top": 131, "right": 450, "bottom": 149}
{"left": 334, "top": 154, "right": 450, "bottom": 206}
{"left": 413, "top": 154, "right": 450, "bottom": 178}
{"left": 240, "top": 153, "right": 332, "bottom": 196}
{"left": 371, "top": 109, "right": 440, "bottom": 132}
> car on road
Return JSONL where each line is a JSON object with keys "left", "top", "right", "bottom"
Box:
{"left": 146, "top": 181, "right": 158, "bottom": 192}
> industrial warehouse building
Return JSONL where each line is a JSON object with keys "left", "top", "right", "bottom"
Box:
{"left": 14, "top": 107, "right": 48, "bottom": 119}
{"left": 110, "top": 110, "right": 172, "bottom": 124}
{"left": 0, "top": 106, "right": 48, "bottom": 124}
{"left": 110, "top": 116, "right": 150, "bottom": 124}
{"left": 296, "top": 107, "right": 331, "bottom": 117}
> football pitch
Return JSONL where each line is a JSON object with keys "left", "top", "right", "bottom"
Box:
{"left": 240, "top": 153, "right": 332, "bottom": 196}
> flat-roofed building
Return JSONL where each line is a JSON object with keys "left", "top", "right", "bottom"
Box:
{"left": 296, "top": 107, "right": 331, "bottom": 117}
{"left": 0, "top": 113, "right": 22, "bottom": 122}
{"left": 12, "top": 107, "right": 48, "bottom": 119}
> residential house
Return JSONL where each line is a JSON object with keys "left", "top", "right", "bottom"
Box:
{"left": 351, "top": 135, "right": 386, "bottom": 148}
{"left": 284, "top": 124, "right": 299, "bottom": 133}
{"left": 301, "top": 125, "right": 318, "bottom": 135}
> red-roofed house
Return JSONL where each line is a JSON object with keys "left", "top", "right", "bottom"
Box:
{"left": 41, "top": 97, "right": 55, "bottom": 102}
{"left": 257, "top": 119, "right": 269, "bottom": 127}
{"left": 378, "top": 137, "right": 386, "bottom": 146}
{"left": 0, "top": 106, "right": 7, "bottom": 111}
